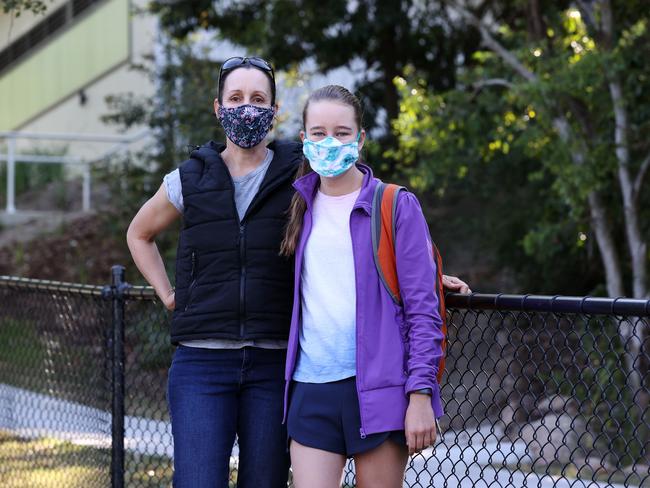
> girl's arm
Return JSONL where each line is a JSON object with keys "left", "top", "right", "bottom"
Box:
{"left": 126, "top": 183, "right": 181, "bottom": 310}
{"left": 394, "top": 191, "right": 445, "bottom": 406}
{"left": 394, "top": 191, "right": 445, "bottom": 453}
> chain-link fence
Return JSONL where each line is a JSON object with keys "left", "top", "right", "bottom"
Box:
{"left": 0, "top": 275, "right": 113, "bottom": 487}
{"left": 1, "top": 269, "right": 650, "bottom": 487}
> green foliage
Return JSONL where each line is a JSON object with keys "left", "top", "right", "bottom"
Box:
{"left": 93, "top": 154, "right": 181, "bottom": 286}
{"left": 1, "top": 0, "right": 47, "bottom": 16}
{"left": 116, "top": 0, "right": 650, "bottom": 295}
{"left": 145, "top": 0, "right": 480, "bottom": 173}
{"left": 102, "top": 39, "right": 225, "bottom": 174}
{"left": 100, "top": 36, "right": 224, "bottom": 276}
{"left": 0, "top": 315, "right": 101, "bottom": 408}
{"left": 392, "top": 2, "right": 650, "bottom": 295}
{"left": 0, "top": 318, "right": 44, "bottom": 373}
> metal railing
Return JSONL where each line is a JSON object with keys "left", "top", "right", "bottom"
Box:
{"left": 0, "top": 130, "right": 150, "bottom": 214}
{"left": 1, "top": 268, "right": 649, "bottom": 487}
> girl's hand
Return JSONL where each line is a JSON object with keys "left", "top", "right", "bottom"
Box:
{"left": 161, "top": 289, "right": 175, "bottom": 311}
{"left": 442, "top": 274, "right": 471, "bottom": 294}
{"left": 404, "top": 393, "right": 437, "bottom": 455}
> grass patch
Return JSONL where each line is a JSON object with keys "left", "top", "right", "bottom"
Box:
{"left": 1, "top": 313, "right": 170, "bottom": 420}
{"left": 0, "top": 319, "right": 46, "bottom": 374}
{"left": 0, "top": 430, "right": 109, "bottom": 488}
{"left": 0, "top": 431, "right": 174, "bottom": 487}
{"left": 0, "top": 317, "right": 107, "bottom": 410}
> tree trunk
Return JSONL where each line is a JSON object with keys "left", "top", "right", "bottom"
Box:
{"left": 552, "top": 116, "right": 625, "bottom": 297}
{"left": 604, "top": 50, "right": 648, "bottom": 298}
{"left": 598, "top": 0, "right": 650, "bottom": 463}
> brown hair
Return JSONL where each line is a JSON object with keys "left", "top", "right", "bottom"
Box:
{"left": 280, "top": 85, "right": 363, "bottom": 256}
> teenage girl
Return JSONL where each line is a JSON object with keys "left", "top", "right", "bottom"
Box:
{"left": 280, "top": 85, "right": 448, "bottom": 488}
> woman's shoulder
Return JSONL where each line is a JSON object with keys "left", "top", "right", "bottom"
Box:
{"left": 178, "top": 141, "right": 224, "bottom": 174}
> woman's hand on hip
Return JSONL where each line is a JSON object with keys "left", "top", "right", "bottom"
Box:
{"left": 404, "top": 392, "right": 437, "bottom": 455}
{"left": 162, "top": 288, "right": 175, "bottom": 311}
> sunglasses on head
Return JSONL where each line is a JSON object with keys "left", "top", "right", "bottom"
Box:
{"left": 218, "top": 56, "right": 275, "bottom": 85}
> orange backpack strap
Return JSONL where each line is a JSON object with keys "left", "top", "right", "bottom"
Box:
{"left": 372, "top": 181, "right": 448, "bottom": 384}
{"left": 371, "top": 182, "right": 404, "bottom": 304}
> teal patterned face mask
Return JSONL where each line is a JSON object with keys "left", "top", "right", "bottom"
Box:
{"left": 303, "top": 132, "right": 361, "bottom": 177}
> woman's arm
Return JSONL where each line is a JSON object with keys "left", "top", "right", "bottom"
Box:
{"left": 126, "top": 183, "right": 181, "bottom": 310}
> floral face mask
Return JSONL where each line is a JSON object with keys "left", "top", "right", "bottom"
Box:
{"left": 218, "top": 104, "right": 275, "bottom": 148}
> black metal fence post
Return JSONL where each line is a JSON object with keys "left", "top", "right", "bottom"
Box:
{"left": 110, "top": 265, "right": 128, "bottom": 488}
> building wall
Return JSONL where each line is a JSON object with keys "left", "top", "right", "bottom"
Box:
{"left": 0, "top": 0, "right": 156, "bottom": 158}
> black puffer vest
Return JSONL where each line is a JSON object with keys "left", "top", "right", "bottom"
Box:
{"left": 170, "top": 139, "right": 302, "bottom": 344}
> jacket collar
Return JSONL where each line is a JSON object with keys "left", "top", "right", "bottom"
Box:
{"left": 293, "top": 162, "right": 377, "bottom": 215}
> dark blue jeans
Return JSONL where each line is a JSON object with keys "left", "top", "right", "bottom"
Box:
{"left": 167, "top": 345, "right": 289, "bottom": 487}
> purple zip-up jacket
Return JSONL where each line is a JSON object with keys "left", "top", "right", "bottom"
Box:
{"left": 283, "top": 163, "right": 445, "bottom": 437}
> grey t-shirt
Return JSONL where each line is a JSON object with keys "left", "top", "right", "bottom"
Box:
{"left": 163, "top": 148, "right": 287, "bottom": 350}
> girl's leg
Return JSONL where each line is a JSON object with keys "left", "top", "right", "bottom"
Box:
{"left": 353, "top": 439, "right": 409, "bottom": 488}
{"left": 290, "top": 439, "right": 347, "bottom": 488}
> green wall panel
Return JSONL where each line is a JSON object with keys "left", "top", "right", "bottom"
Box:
{"left": 0, "top": 0, "right": 129, "bottom": 130}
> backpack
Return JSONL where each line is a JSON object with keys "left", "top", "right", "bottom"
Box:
{"left": 371, "top": 181, "right": 447, "bottom": 384}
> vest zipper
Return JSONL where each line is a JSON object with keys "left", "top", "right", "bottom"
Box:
{"left": 184, "top": 251, "right": 197, "bottom": 312}
{"left": 239, "top": 224, "right": 246, "bottom": 337}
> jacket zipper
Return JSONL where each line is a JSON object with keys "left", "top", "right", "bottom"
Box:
{"left": 350, "top": 212, "right": 367, "bottom": 439}
{"left": 239, "top": 223, "right": 246, "bottom": 337}
{"left": 222, "top": 152, "right": 288, "bottom": 339}
{"left": 184, "top": 251, "right": 197, "bottom": 311}
{"left": 224, "top": 169, "right": 245, "bottom": 339}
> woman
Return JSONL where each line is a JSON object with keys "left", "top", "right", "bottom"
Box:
{"left": 127, "top": 58, "right": 469, "bottom": 487}
{"left": 281, "top": 85, "right": 445, "bottom": 488}
{"left": 127, "top": 56, "right": 299, "bottom": 487}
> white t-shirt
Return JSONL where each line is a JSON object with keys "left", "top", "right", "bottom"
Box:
{"left": 293, "top": 188, "right": 360, "bottom": 383}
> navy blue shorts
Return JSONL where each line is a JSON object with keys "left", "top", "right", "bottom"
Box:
{"left": 287, "top": 376, "right": 407, "bottom": 457}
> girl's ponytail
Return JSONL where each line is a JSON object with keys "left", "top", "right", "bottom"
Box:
{"left": 280, "top": 158, "right": 312, "bottom": 256}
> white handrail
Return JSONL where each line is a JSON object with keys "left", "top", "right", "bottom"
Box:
{"left": 0, "top": 129, "right": 150, "bottom": 143}
{"left": 6, "top": 137, "right": 15, "bottom": 214}
{"left": 1, "top": 129, "right": 151, "bottom": 214}
{"left": 0, "top": 155, "right": 84, "bottom": 164}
